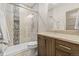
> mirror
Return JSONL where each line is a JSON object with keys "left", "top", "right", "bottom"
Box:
{"left": 66, "top": 8, "right": 79, "bottom": 30}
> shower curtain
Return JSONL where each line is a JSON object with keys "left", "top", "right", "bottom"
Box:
{"left": 0, "top": 3, "right": 51, "bottom": 45}
{"left": 0, "top": 4, "right": 12, "bottom": 55}
{"left": 0, "top": 3, "right": 50, "bottom": 45}
{"left": 0, "top": 3, "right": 37, "bottom": 45}
{"left": 0, "top": 3, "right": 38, "bottom": 55}
{"left": 20, "top": 7, "right": 37, "bottom": 43}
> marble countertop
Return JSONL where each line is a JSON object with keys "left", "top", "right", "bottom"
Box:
{"left": 38, "top": 31, "right": 79, "bottom": 44}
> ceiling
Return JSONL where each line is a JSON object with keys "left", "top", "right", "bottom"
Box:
{"left": 23, "top": 3, "right": 59, "bottom": 8}
{"left": 48, "top": 3, "right": 69, "bottom": 11}
{"left": 22, "top": 3, "right": 37, "bottom": 8}
{"left": 19, "top": 3, "right": 64, "bottom": 11}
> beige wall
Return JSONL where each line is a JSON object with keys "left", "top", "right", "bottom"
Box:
{"left": 51, "top": 3, "right": 79, "bottom": 30}
{"left": 38, "top": 4, "right": 49, "bottom": 32}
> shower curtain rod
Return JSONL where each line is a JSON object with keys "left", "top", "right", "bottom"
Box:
{"left": 9, "top": 3, "right": 38, "bottom": 14}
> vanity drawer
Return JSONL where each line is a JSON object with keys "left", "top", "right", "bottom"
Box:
{"left": 56, "top": 48, "right": 71, "bottom": 56}
{"left": 56, "top": 39, "right": 72, "bottom": 53}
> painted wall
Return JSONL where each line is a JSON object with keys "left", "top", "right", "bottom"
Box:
{"left": 50, "top": 3, "right": 79, "bottom": 30}
{"left": 38, "top": 3, "right": 49, "bottom": 32}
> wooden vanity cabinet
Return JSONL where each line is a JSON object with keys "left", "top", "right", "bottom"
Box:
{"left": 56, "top": 39, "right": 79, "bottom": 56}
{"left": 56, "top": 49, "right": 70, "bottom": 56}
{"left": 56, "top": 40, "right": 72, "bottom": 56}
{"left": 38, "top": 35, "right": 46, "bottom": 56}
{"left": 38, "top": 35, "right": 55, "bottom": 56}
{"left": 38, "top": 34, "right": 79, "bottom": 56}
{"left": 46, "top": 37, "right": 55, "bottom": 56}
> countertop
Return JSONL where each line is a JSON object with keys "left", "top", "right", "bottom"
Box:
{"left": 38, "top": 31, "right": 79, "bottom": 44}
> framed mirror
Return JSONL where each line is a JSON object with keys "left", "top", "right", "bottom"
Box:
{"left": 66, "top": 8, "right": 79, "bottom": 30}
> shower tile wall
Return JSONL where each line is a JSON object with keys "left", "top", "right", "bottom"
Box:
{"left": 20, "top": 7, "right": 37, "bottom": 43}
{"left": 13, "top": 5, "right": 20, "bottom": 45}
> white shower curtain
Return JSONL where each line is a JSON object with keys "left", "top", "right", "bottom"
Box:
{"left": 0, "top": 4, "right": 11, "bottom": 55}
{"left": 0, "top": 4, "right": 11, "bottom": 44}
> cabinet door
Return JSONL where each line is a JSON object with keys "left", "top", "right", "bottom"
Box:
{"left": 46, "top": 37, "right": 55, "bottom": 56}
{"left": 38, "top": 35, "right": 46, "bottom": 56}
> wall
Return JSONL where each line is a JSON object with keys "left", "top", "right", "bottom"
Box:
{"left": 38, "top": 3, "right": 49, "bottom": 32}
{"left": 48, "top": 9, "right": 54, "bottom": 31}
{"left": 51, "top": 3, "right": 79, "bottom": 30}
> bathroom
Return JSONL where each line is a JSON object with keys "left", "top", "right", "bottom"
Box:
{"left": 0, "top": 3, "right": 79, "bottom": 56}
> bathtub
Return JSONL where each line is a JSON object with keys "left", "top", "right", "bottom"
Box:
{"left": 4, "top": 41, "right": 37, "bottom": 56}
